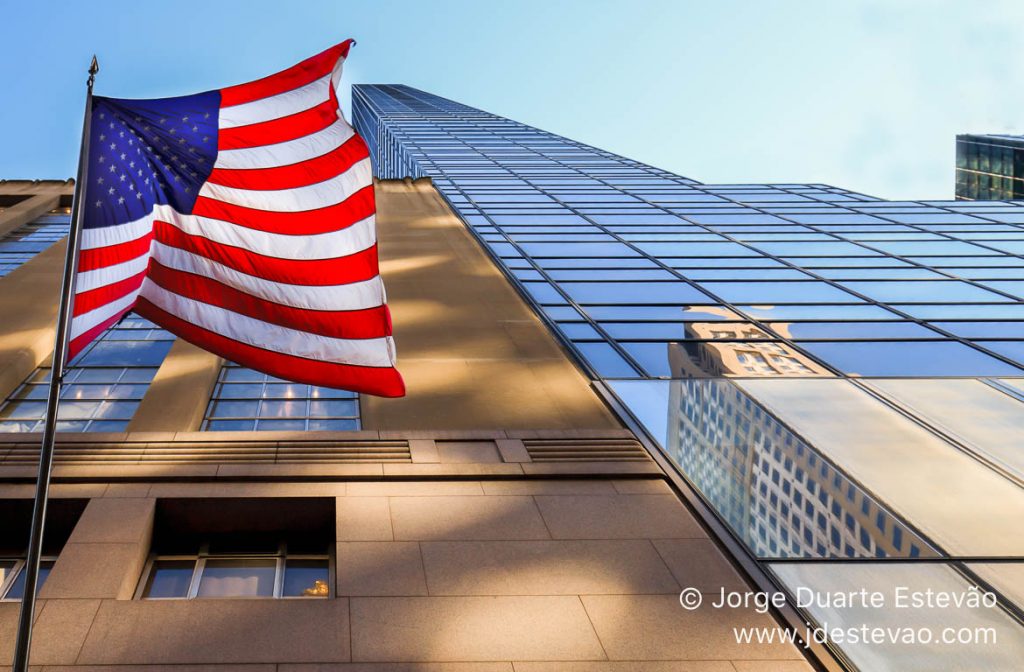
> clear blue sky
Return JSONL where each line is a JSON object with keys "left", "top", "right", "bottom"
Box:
{"left": 3, "top": 0, "right": 1022, "bottom": 200}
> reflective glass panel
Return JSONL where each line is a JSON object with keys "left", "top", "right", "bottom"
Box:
{"left": 932, "top": 321, "right": 1024, "bottom": 338}
{"left": 143, "top": 560, "right": 196, "bottom": 598}
{"left": 839, "top": 280, "right": 1010, "bottom": 303}
{"left": 609, "top": 379, "right": 932, "bottom": 559}
{"left": 698, "top": 282, "right": 861, "bottom": 304}
{"left": 204, "top": 363, "right": 360, "bottom": 431}
{"left": 560, "top": 281, "right": 712, "bottom": 305}
{"left": 968, "top": 563, "right": 1024, "bottom": 612}
{"left": 0, "top": 214, "right": 70, "bottom": 276}
{"left": 0, "top": 317, "right": 170, "bottom": 432}
{"left": 3, "top": 561, "right": 53, "bottom": 600}
{"left": 196, "top": 559, "right": 276, "bottom": 598}
{"left": 866, "top": 379, "right": 1024, "bottom": 480}
{"left": 798, "top": 341, "right": 1024, "bottom": 377}
{"left": 771, "top": 563, "right": 1024, "bottom": 672}
{"left": 767, "top": 321, "right": 942, "bottom": 340}
{"left": 282, "top": 559, "right": 330, "bottom": 597}
{"left": 738, "top": 378, "right": 1024, "bottom": 556}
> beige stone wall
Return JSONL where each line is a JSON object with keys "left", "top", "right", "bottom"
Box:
{"left": 0, "top": 478, "right": 810, "bottom": 669}
{"left": 364, "top": 179, "right": 619, "bottom": 431}
{"left": 0, "top": 241, "right": 66, "bottom": 400}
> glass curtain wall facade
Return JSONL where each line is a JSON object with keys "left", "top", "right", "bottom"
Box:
{"left": 354, "top": 84, "right": 1024, "bottom": 670}
{"left": 956, "top": 134, "right": 1024, "bottom": 201}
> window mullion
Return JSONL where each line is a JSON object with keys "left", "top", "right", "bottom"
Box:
{"left": 187, "top": 557, "right": 205, "bottom": 599}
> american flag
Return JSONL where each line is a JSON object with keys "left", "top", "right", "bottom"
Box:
{"left": 70, "top": 41, "right": 405, "bottom": 397}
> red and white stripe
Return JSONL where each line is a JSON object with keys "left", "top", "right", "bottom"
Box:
{"left": 69, "top": 41, "right": 405, "bottom": 397}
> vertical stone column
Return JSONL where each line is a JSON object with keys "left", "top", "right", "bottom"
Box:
{"left": 8, "top": 497, "right": 157, "bottom": 665}
{"left": 127, "top": 340, "right": 223, "bottom": 433}
{"left": 39, "top": 497, "right": 155, "bottom": 601}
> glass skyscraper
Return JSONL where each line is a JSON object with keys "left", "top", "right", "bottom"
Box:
{"left": 354, "top": 84, "right": 1024, "bottom": 671}
{"left": 956, "top": 133, "right": 1024, "bottom": 201}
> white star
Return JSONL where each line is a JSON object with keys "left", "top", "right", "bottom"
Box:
{"left": 99, "top": 133, "right": 106, "bottom": 141}
{"left": 159, "top": 118, "right": 166, "bottom": 124}
{"left": 120, "top": 153, "right": 126, "bottom": 160}
{"left": 98, "top": 155, "right": 105, "bottom": 163}
{"left": 144, "top": 178, "right": 150, "bottom": 185}
{"left": 203, "top": 112, "right": 209, "bottom": 119}
{"left": 137, "top": 169, "right": 143, "bottom": 177}
{"left": 117, "top": 196, "right": 125, "bottom": 204}
{"left": 95, "top": 200, "right": 102, "bottom": 207}
{"left": 119, "top": 131, "right": 124, "bottom": 138}
{"left": 136, "top": 191, "right": 143, "bottom": 199}
{"left": 98, "top": 112, "right": 105, "bottom": 119}
{"left": 169, "top": 128, "right": 176, "bottom": 135}
{"left": 108, "top": 187, "right": 115, "bottom": 195}
{"left": 128, "top": 183, "right": 134, "bottom": 191}
{"left": 109, "top": 165, "right": 116, "bottom": 173}
{"left": 109, "top": 122, "right": 115, "bottom": 129}
{"left": 129, "top": 161, "right": 135, "bottom": 168}
{"left": 191, "top": 125, "right": 198, "bottom": 132}
{"left": 128, "top": 139, "right": 133, "bottom": 146}
{"left": 119, "top": 174, "right": 126, "bottom": 182}
{"left": 182, "top": 115, "right": 189, "bottom": 122}
{"left": 134, "top": 115, "right": 142, "bottom": 122}
{"left": 96, "top": 176, "right": 104, "bottom": 185}
{"left": 143, "top": 125, "right": 151, "bottom": 132}
{"left": 202, "top": 136, "right": 209, "bottom": 143}
{"left": 184, "top": 186, "right": 191, "bottom": 193}
{"left": 109, "top": 142, "right": 116, "bottom": 150}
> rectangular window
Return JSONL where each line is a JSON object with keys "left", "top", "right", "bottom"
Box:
{"left": 0, "top": 499, "right": 86, "bottom": 600}
{"left": 0, "top": 558, "right": 56, "bottom": 600}
{"left": 140, "top": 543, "right": 330, "bottom": 599}
{"left": 140, "top": 498, "right": 335, "bottom": 599}
{"left": 0, "top": 213, "right": 70, "bottom": 277}
{"left": 203, "top": 362, "right": 360, "bottom": 431}
{"left": 0, "top": 316, "right": 173, "bottom": 432}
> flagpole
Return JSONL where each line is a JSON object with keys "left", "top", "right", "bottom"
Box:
{"left": 12, "top": 54, "right": 99, "bottom": 672}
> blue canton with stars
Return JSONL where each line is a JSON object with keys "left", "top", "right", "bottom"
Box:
{"left": 84, "top": 92, "right": 220, "bottom": 229}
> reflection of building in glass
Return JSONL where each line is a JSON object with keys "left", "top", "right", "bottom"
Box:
{"left": 956, "top": 134, "right": 1024, "bottom": 200}
{"left": 670, "top": 326, "right": 832, "bottom": 378}
{"left": 665, "top": 378, "right": 931, "bottom": 558}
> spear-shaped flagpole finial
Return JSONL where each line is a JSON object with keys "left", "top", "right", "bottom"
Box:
{"left": 88, "top": 55, "right": 99, "bottom": 88}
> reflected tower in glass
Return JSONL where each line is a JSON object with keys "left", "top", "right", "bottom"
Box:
{"left": 355, "top": 85, "right": 1024, "bottom": 671}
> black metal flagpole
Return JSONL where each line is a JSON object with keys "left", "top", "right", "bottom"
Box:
{"left": 12, "top": 54, "right": 98, "bottom": 672}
